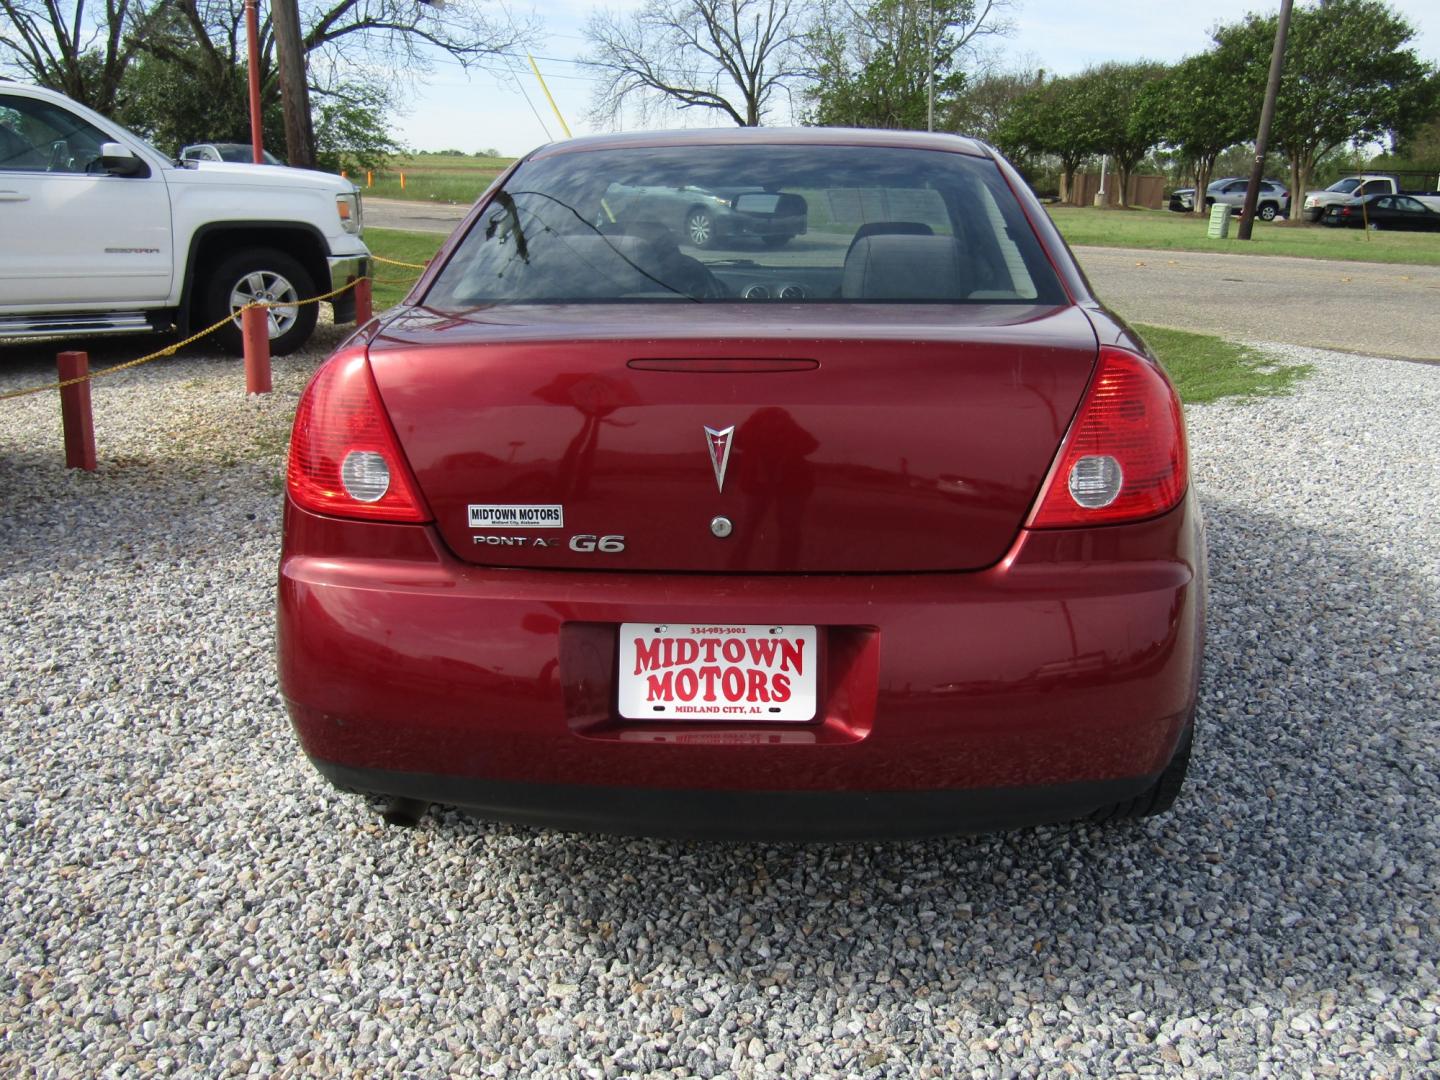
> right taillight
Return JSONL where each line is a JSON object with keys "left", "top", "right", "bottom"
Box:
{"left": 287, "top": 347, "right": 430, "bottom": 522}
{"left": 1028, "top": 346, "right": 1187, "bottom": 528}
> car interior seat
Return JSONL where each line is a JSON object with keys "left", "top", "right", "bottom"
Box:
{"left": 844, "top": 221, "right": 934, "bottom": 259}
{"left": 840, "top": 234, "right": 971, "bottom": 301}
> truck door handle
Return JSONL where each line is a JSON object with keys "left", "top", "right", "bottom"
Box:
{"left": 0, "top": 191, "right": 30, "bottom": 202}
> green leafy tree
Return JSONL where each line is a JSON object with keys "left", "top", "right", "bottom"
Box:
{"left": 945, "top": 64, "right": 1044, "bottom": 143}
{"left": 1154, "top": 48, "right": 1261, "bottom": 214}
{"left": 995, "top": 74, "right": 1097, "bottom": 202}
{"left": 313, "top": 82, "right": 401, "bottom": 174}
{"left": 1372, "top": 105, "right": 1440, "bottom": 176}
{"left": 805, "top": 0, "right": 1013, "bottom": 130}
{"left": 1217, "top": 0, "right": 1437, "bottom": 209}
{"left": 113, "top": 3, "right": 283, "bottom": 154}
{"left": 1068, "top": 62, "right": 1168, "bottom": 208}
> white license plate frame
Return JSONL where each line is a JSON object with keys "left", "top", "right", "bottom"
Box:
{"left": 617, "top": 623, "right": 818, "bottom": 722}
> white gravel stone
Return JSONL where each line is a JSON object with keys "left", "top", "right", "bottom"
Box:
{"left": 1, "top": 334, "right": 1437, "bottom": 1078}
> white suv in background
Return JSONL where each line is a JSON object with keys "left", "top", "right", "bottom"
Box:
{"left": 1169, "top": 177, "right": 1291, "bottom": 220}
{"left": 0, "top": 85, "right": 369, "bottom": 354}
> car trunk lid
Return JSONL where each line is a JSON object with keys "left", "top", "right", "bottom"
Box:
{"left": 367, "top": 303, "right": 1097, "bottom": 573}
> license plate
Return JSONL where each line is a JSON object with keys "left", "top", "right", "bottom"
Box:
{"left": 617, "top": 623, "right": 817, "bottom": 722}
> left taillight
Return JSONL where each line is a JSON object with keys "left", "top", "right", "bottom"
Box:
{"left": 1027, "top": 346, "right": 1187, "bottom": 529}
{"left": 287, "top": 348, "right": 430, "bottom": 522}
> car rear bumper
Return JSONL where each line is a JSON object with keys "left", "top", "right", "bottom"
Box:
{"left": 316, "top": 761, "right": 1166, "bottom": 840}
{"left": 278, "top": 492, "right": 1206, "bottom": 837}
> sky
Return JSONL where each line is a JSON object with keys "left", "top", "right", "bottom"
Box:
{"left": 395, "top": 0, "right": 1440, "bottom": 157}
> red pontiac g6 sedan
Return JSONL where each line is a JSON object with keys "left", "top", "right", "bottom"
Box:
{"left": 278, "top": 129, "right": 1205, "bottom": 839}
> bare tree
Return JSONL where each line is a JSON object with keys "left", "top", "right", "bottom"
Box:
{"left": 584, "top": 0, "right": 809, "bottom": 128}
{"left": 1, "top": 0, "right": 536, "bottom": 123}
{"left": 298, "top": 0, "right": 534, "bottom": 77}
{"left": 0, "top": 0, "right": 167, "bottom": 110}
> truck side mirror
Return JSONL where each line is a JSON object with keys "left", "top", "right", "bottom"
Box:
{"left": 100, "top": 142, "right": 147, "bottom": 178}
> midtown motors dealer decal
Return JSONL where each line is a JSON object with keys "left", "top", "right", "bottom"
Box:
{"left": 468, "top": 504, "right": 564, "bottom": 528}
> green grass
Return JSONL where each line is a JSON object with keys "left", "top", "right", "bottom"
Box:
{"left": 366, "top": 227, "right": 444, "bottom": 308}
{"left": 362, "top": 229, "right": 1311, "bottom": 404}
{"left": 1135, "top": 323, "right": 1311, "bottom": 404}
{"left": 355, "top": 153, "right": 511, "bottom": 204}
{"left": 1048, "top": 206, "right": 1440, "bottom": 267}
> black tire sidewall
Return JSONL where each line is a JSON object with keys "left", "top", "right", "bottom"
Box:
{"left": 203, "top": 247, "right": 318, "bottom": 356}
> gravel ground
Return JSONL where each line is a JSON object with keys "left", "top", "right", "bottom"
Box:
{"left": 1, "top": 330, "right": 1437, "bottom": 1078}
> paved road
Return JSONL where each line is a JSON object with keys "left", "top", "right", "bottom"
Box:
{"left": 365, "top": 198, "right": 1440, "bottom": 360}
{"left": 1075, "top": 245, "right": 1440, "bottom": 362}
{"left": 367, "top": 196, "right": 468, "bottom": 234}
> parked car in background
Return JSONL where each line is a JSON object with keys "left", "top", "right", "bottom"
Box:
{"left": 1301, "top": 174, "right": 1440, "bottom": 223}
{"left": 602, "top": 182, "right": 809, "bottom": 248}
{"left": 279, "top": 128, "right": 1205, "bottom": 840}
{"left": 181, "top": 142, "right": 284, "bottom": 166}
{"left": 1321, "top": 194, "right": 1440, "bottom": 231}
{"left": 1169, "top": 177, "right": 1290, "bottom": 219}
{"left": 0, "top": 84, "right": 367, "bottom": 354}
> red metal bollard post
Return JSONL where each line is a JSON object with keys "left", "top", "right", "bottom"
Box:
{"left": 242, "top": 305, "right": 272, "bottom": 394}
{"left": 355, "top": 276, "right": 373, "bottom": 324}
{"left": 57, "top": 351, "right": 97, "bottom": 471}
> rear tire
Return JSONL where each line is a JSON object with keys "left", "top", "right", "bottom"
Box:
{"left": 1258, "top": 202, "right": 1278, "bottom": 221}
{"left": 759, "top": 234, "right": 792, "bottom": 249}
{"left": 202, "top": 247, "right": 318, "bottom": 356}
{"left": 1090, "top": 724, "right": 1193, "bottom": 823}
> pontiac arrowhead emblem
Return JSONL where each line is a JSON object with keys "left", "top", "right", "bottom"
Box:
{"left": 704, "top": 425, "right": 734, "bottom": 493}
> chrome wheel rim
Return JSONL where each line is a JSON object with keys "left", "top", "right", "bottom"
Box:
{"left": 687, "top": 212, "right": 711, "bottom": 246}
{"left": 229, "top": 270, "right": 300, "bottom": 338}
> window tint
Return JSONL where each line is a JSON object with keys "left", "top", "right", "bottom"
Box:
{"left": 0, "top": 94, "right": 111, "bottom": 173}
{"left": 424, "top": 144, "right": 1066, "bottom": 309}
{"left": 1395, "top": 196, "right": 1425, "bottom": 212}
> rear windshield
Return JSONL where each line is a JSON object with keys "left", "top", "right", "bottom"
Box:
{"left": 423, "top": 144, "right": 1067, "bottom": 308}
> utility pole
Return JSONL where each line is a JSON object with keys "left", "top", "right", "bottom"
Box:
{"left": 1238, "top": 0, "right": 1292, "bottom": 240}
{"left": 271, "top": 0, "right": 316, "bottom": 169}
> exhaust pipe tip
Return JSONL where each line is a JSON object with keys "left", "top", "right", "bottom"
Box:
{"left": 379, "top": 796, "right": 429, "bottom": 828}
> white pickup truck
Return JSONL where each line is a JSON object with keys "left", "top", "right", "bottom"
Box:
{"left": 0, "top": 84, "right": 369, "bottom": 355}
{"left": 1300, "top": 174, "right": 1440, "bottom": 223}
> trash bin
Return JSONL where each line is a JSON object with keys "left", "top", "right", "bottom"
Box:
{"left": 1207, "top": 203, "right": 1232, "bottom": 239}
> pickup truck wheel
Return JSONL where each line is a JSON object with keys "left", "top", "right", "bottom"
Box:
{"left": 203, "top": 248, "right": 318, "bottom": 356}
